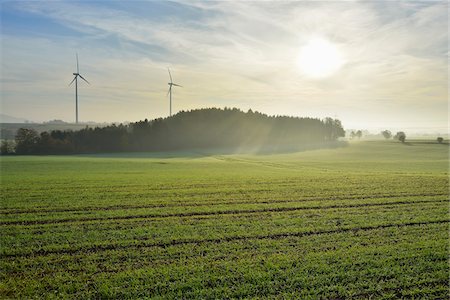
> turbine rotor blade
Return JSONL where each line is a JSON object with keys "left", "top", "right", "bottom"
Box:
{"left": 79, "top": 74, "right": 90, "bottom": 84}
{"left": 69, "top": 76, "right": 76, "bottom": 86}
{"left": 167, "top": 86, "right": 171, "bottom": 97}
{"left": 76, "top": 53, "right": 79, "bottom": 74}
{"left": 172, "top": 83, "right": 182, "bottom": 87}
{"left": 167, "top": 68, "right": 173, "bottom": 83}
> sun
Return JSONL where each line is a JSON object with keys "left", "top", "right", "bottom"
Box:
{"left": 297, "top": 37, "right": 344, "bottom": 79}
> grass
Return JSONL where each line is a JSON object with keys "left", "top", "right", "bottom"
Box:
{"left": 1, "top": 140, "right": 448, "bottom": 299}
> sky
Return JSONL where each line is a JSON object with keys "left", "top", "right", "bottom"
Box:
{"left": 0, "top": 0, "right": 448, "bottom": 133}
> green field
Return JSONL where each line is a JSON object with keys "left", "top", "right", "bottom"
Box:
{"left": 1, "top": 141, "right": 448, "bottom": 299}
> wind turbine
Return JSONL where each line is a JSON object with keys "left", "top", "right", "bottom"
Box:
{"left": 69, "top": 53, "right": 89, "bottom": 124}
{"left": 167, "top": 68, "right": 182, "bottom": 117}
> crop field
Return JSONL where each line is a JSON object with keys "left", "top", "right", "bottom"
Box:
{"left": 1, "top": 141, "right": 448, "bottom": 299}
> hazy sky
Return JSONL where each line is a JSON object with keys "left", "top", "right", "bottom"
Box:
{"left": 1, "top": 0, "right": 448, "bottom": 132}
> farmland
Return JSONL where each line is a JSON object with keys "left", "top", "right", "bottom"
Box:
{"left": 1, "top": 140, "right": 448, "bottom": 299}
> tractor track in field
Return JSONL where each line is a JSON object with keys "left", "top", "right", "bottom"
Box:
{"left": 212, "top": 156, "right": 294, "bottom": 169}
{"left": 0, "top": 192, "right": 447, "bottom": 216}
{"left": 350, "top": 279, "right": 449, "bottom": 299}
{"left": 259, "top": 279, "right": 449, "bottom": 299}
{"left": 2, "top": 219, "right": 448, "bottom": 259}
{"left": 0, "top": 198, "right": 447, "bottom": 226}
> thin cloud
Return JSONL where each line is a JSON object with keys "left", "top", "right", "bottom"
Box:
{"left": 1, "top": 0, "right": 447, "bottom": 130}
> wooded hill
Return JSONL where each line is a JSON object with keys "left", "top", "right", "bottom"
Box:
{"left": 7, "top": 108, "right": 345, "bottom": 154}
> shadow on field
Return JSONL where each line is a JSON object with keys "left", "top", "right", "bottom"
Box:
{"left": 77, "top": 141, "right": 349, "bottom": 159}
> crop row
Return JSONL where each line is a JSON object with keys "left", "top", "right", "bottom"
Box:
{"left": 6, "top": 221, "right": 445, "bottom": 273}
{"left": 2, "top": 201, "right": 447, "bottom": 257}
{"left": 2, "top": 222, "right": 447, "bottom": 299}
{"left": 2, "top": 172, "right": 447, "bottom": 210}
{"left": 0, "top": 193, "right": 446, "bottom": 225}
{"left": 1, "top": 191, "right": 446, "bottom": 216}
{"left": 4, "top": 222, "right": 446, "bottom": 279}
{"left": 2, "top": 219, "right": 448, "bottom": 259}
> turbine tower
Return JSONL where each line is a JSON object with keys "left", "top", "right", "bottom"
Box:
{"left": 69, "top": 53, "right": 89, "bottom": 124}
{"left": 167, "top": 68, "right": 182, "bottom": 117}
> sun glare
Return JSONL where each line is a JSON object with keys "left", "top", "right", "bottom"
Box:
{"left": 297, "top": 37, "right": 344, "bottom": 79}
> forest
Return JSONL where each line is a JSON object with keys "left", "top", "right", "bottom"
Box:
{"left": 4, "top": 108, "right": 345, "bottom": 155}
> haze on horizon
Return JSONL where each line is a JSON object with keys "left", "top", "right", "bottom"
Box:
{"left": 0, "top": 0, "right": 448, "bottom": 133}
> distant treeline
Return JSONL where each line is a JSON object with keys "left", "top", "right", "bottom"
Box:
{"left": 2, "top": 108, "right": 345, "bottom": 155}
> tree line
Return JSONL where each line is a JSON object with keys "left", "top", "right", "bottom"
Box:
{"left": 2, "top": 108, "right": 345, "bottom": 155}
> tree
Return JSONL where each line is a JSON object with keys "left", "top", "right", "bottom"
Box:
{"left": 350, "top": 131, "right": 356, "bottom": 139}
{"left": 394, "top": 131, "right": 406, "bottom": 143}
{"left": 15, "top": 128, "right": 39, "bottom": 154}
{"left": 356, "top": 130, "right": 363, "bottom": 139}
{"left": 381, "top": 130, "right": 392, "bottom": 139}
{"left": 437, "top": 137, "right": 444, "bottom": 144}
{"left": 324, "top": 118, "right": 345, "bottom": 141}
{"left": 0, "top": 140, "right": 14, "bottom": 155}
